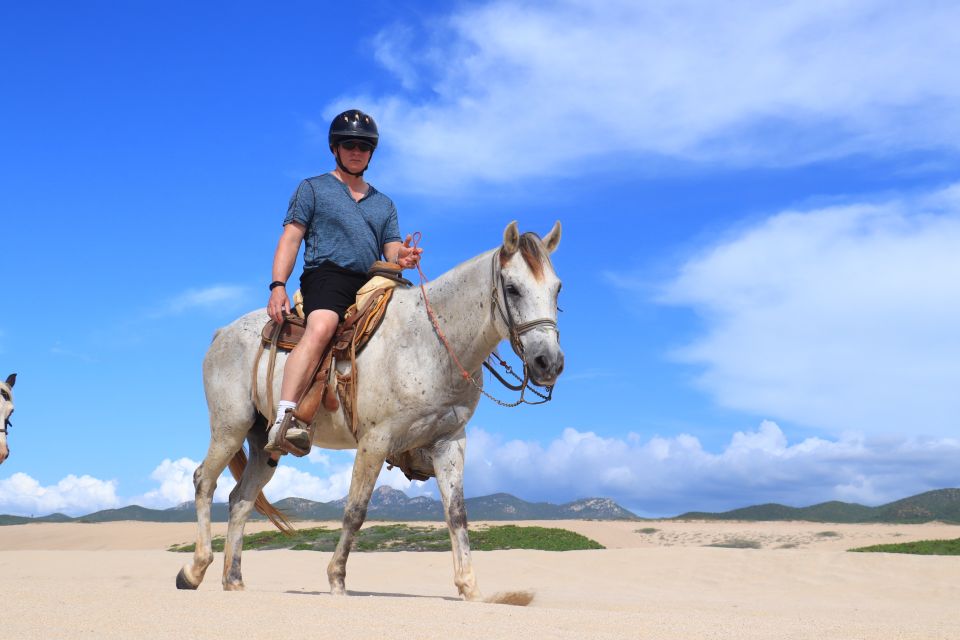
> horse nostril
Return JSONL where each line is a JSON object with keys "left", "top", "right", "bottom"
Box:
{"left": 535, "top": 355, "right": 548, "bottom": 371}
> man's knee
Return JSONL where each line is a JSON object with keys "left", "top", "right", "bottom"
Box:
{"left": 303, "top": 310, "right": 339, "bottom": 347}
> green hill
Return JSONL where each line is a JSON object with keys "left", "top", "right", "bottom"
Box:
{"left": 676, "top": 488, "right": 960, "bottom": 524}
{"left": 0, "top": 512, "right": 73, "bottom": 525}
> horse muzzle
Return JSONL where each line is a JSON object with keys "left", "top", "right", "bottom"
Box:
{"left": 527, "top": 346, "right": 564, "bottom": 387}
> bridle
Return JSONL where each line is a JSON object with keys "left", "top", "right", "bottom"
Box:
{"left": 416, "top": 241, "right": 559, "bottom": 407}
{"left": 488, "top": 250, "right": 560, "bottom": 359}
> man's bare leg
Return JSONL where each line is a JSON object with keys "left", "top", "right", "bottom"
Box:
{"left": 266, "top": 309, "right": 339, "bottom": 457}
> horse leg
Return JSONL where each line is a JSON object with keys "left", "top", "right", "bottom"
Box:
{"left": 222, "top": 427, "right": 277, "bottom": 591}
{"left": 327, "top": 441, "right": 386, "bottom": 595}
{"left": 432, "top": 430, "right": 483, "bottom": 601}
{"left": 176, "top": 427, "right": 247, "bottom": 590}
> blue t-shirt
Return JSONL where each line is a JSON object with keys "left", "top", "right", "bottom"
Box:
{"left": 283, "top": 173, "right": 401, "bottom": 273}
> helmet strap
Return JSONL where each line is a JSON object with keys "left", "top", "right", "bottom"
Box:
{"left": 333, "top": 147, "right": 372, "bottom": 177}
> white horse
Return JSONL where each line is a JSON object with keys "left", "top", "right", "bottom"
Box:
{"left": 177, "top": 222, "right": 564, "bottom": 600}
{"left": 0, "top": 373, "right": 16, "bottom": 464}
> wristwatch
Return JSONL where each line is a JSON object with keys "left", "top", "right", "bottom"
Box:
{"left": 269, "top": 281, "right": 285, "bottom": 290}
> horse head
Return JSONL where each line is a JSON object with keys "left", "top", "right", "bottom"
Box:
{"left": 496, "top": 221, "right": 564, "bottom": 387}
{"left": 0, "top": 373, "right": 15, "bottom": 464}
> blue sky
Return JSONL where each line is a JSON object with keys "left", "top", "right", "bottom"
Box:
{"left": 2, "top": 1, "right": 959, "bottom": 518}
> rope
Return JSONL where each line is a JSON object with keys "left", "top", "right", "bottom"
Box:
{"left": 411, "top": 232, "right": 473, "bottom": 382}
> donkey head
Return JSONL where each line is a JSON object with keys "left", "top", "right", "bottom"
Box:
{"left": 498, "top": 221, "right": 564, "bottom": 386}
{"left": 0, "top": 373, "right": 15, "bottom": 464}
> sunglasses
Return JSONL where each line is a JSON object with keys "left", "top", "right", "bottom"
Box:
{"left": 340, "top": 140, "right": 374, "bottom": 152}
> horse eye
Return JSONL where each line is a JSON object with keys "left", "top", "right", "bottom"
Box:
{"left": 506, "top": 284, "right": 521, "bottom": 296}
{"left": 1, "top": 390, "right": 9, "bottom": 401}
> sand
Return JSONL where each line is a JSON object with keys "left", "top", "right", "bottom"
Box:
{"left": 1, "top": 519, "right": 958, "bottom": 639}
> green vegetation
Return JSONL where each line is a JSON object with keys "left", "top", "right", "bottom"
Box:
{"left": 816, "top": 531, "right": 840, "bottom": 537}
{"left": 849, "top": 538, "right": 960, "bottom": 555}
{"left": 169, "top": 524, "right": 604, "bottom": 553}
{"left": 636, "top": 527, "right": 660, "bottom": 534}
{"left": 468, "top": 525, "right": 603, "bottom": 551}
{"left": 706, "top": 537, "right": 762, "bottom": 549}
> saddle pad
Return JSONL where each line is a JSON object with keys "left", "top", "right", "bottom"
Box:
{"left": 355, "top": 276, "right": 402, "bottom": 314}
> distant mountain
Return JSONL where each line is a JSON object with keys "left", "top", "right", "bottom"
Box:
{"left": 676, "top": 488, "right": 960, "bottom": 524}
{"left": 464, "top": 493, "right": 636, "bottom": 520}
{"left": 8, "top": 489, "right": 960, "bottom": 526}
{"left": 0, "top": 512, "right": 73, "bottom": 525}
{"left": 0, "top": 488, "right": 638, "bottom": 525}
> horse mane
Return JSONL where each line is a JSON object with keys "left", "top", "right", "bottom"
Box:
{"left": 500, "top": 232, "right": 549, "bottom": 281}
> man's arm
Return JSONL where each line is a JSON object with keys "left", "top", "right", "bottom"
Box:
{"left": 384, "top": 234, "right": 423, "bottom": 270}
{"left": 267, "top": 222, "right": 306, "bottom": 322}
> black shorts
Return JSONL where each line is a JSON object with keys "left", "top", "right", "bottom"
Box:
{"left": 300, "top": 261, "right": 368, "bottom": 321}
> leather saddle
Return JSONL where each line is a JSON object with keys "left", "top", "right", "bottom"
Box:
{"left": 255, "top": 261, "right": 411, "bottom": 456}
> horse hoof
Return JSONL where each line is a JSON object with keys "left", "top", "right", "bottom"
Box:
{"left": 176, "top": 568, "right": 198, "bottom": 590}
{"left": 223, "top": 582, "right": 245, "bottom": 592}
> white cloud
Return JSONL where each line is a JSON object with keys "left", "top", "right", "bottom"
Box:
{"left": 3, "top": 424, "right": 958, "bottom": 518}
{"left": 135, "top": 457, "right": 235, "bottom": 509}
{"left": 49, "top": 343, "right": 96, "bottom": 363}
{"left": 0, "top": 472, "right": 120, "bottom": 516}
{"left": 259, "top": 449, "right": 432, "bottom": 503}
{"left": 337, "top": 0, "right": 960, "bottom": 191}
{"left": 650, "top": 182, "right": 960, "bottom": 436}
{"left": 464, "top": 424, "right": 960, "bottom": 517}
{"left": 134, "top": 453, "right": 432, "bottom": 511}
{"left": 152, "top": 285, "right": 250, "bottom": 317}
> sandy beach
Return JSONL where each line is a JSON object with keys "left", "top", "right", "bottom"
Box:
{"left": 1, "top": 519, "right": 958, "bottom": 639}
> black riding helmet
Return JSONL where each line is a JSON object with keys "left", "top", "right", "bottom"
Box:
{"left": 329, "top": 110, "right": 379, "bottom": 176}
{"left": 329, "top": 109, "right": 378, "bottom": 177}
{"left": 329, "top": 109, "right": 379, "bottom": 149}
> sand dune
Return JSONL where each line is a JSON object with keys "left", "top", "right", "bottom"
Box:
{"left": 1, "top": 519, "right": 958, "bottom": 639}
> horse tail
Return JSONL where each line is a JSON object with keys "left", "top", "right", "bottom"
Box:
{"left": 227, "top": 447, "right": 296, "bottom": 535}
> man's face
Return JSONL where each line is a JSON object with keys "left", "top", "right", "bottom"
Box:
{"left": 337, "top": 139, "right": 373, "bottom": 173}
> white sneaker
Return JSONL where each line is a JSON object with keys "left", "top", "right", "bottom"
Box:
{"left": 265, "top": 413, "right": 310, "bottom": 452}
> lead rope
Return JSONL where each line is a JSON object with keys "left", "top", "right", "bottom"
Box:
{"left": 411, "top": 233, "right": 550, "bottom": 408}
{"left": 412, "top": 232, "right": 473, "bottom": 383}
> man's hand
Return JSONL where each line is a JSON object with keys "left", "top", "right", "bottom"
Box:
{"left": 267, "top": 287, "right": 290, "bottom": 323}
{"left": 396, "top": 234, "right": 423, "bottom": 269}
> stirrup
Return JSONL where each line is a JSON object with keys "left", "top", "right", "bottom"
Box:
{"left": 272, "top": 409, "right": 314, "bottom": 458}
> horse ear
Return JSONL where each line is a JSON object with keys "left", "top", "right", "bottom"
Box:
{"left": 502, "top": 221, "right": 520, "bottom": 255}
{"left": 5, "top": 373, "right": 14, "bottom": 388}
{"left": 542, "top": 220, "right": 561, "bottom": 254}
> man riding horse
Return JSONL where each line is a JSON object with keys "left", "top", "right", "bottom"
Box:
{"left": 264, "top": 109, "right": 422, "bottom": 459}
